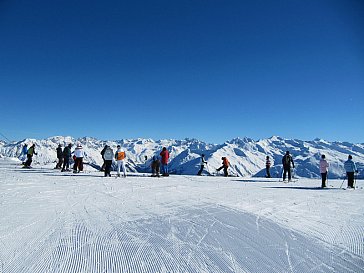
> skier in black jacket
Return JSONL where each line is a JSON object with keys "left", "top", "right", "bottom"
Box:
{"left": 265, "top": 156, "right": 271, "bottom": 178}
{"left": 100, "top": 145, "right": 108, "bottom": 171}
{"left": 61, "top": 144, "right": 72, "bottom": 172}
{"left": 55, "top": 144, "right": 63, "bottom": 169}
{"left": 282, "top": 151, "right": 295, "bottom": 181}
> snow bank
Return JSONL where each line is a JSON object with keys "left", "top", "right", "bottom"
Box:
{"left": 0, "top": 158, "right": 363, "bottom": 272}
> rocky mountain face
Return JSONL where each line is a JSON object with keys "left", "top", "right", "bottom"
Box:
{"left": 1, "top": 136, "right": 363, "bottom": 178}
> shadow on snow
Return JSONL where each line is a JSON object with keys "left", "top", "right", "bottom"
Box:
{"left": 263, "top": 186, "right": 343, "bottom": 191}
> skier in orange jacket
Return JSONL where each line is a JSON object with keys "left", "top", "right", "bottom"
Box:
{"left": 217, "top": 157, "right": 230, "bottom": 177}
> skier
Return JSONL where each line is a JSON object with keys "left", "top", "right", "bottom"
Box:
{"left": 61, "top": 144, "right": 72, "bottom": 172}
{"left": 319, "top": 154, "right": 329, "bottom": 188}
{"left": 100, "top": 145, "right": 108, "bottom": 171}
{"left": 115, "top": 145, "right": 127, "bottom": 177}
{"left": 282, "top": 151, "right": 295, "bottom": 182}
{"left": 55, "top": 144, "right": 63, "bottom": 169}
{"left": 103, "top": 145, "right": 114, "bottom": 177}
{"left": 216, "top": 157, "right": 230, "bottom": 177}
{"left": 160, "top": 147, "right": 170, "bottom": 176}
{"left": 344, "top": 155, "right": 358, "bottom": 189}
{"left": 265, "top": 156, "right": 271, "bottom": 178}
{"left": 197, "top": 154, "right": 207, "bottom": 175}
{"left": 19, "top": 144, "right": 28, "bottom": 164}
{"left": 151, "top": 155, "right": 161, "bottom": 177}
{"left": 73, "top": 144, "right": 84, "bottom": 173}
{"left": 23, "top": 144, "right": 37, "bottom": 168}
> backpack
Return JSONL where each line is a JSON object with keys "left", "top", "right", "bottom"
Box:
{"left": 285, "top": 155, "right": 291, "bottom": 166}
{"left": 116, "top": 151, "right": 125, "bottom": 160}
{"left": 104, "top": 148, "right": 114, "bottom": 160}
{"left": 63, "top": 147, "right": 71, "bottom": 157}
{"left": 223, "top": 157, "right": 229, "bottom": 167}
{"left": 27, "top": 146, "right": 34, "bottom": 156}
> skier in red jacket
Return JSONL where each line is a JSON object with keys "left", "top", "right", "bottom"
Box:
{"left": 160, "top": 147, "right": 170, "bottom": 176}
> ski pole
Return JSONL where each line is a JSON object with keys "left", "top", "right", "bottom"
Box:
{"left": 279, "top": 168, "right": 283, "bottom": 182}
{"left": 340, "top": 174, "right": 346, "bottom": 189}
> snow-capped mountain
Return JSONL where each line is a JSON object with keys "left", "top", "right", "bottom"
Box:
{"left": 0, "top": 136, "right": 363, "bottom": 178}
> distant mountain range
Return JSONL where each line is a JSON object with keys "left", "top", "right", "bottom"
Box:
{"left": 1, "top": 136, "right": 363, "bottom": 178}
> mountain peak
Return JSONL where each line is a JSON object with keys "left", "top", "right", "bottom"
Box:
{"left": 268, "top": 136, "right": 283, "bottom": 141}
{"left": 228, "top": 137, "right": 254, "bottom": 144}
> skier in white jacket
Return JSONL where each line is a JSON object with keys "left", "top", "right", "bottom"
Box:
{"left": 73, "top": 144, "right": 84, "bottom": 173}
{"left": 115, "top": 145, "right": 127, "bottom": 177}
{"left": 319, "top": 154, "right": 329, "bottom": 188}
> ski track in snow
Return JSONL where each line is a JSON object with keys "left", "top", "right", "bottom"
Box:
{"left": 0, "top": 159, "right": 363, "bottom": 273}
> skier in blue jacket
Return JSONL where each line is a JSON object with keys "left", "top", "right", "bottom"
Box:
{"left": 344, "top": 155, "right": 358, "bottom": 189}
{"left": 19, "top": 144, "right": 28, "bottom": 164}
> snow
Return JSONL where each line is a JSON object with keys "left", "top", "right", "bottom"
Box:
{"left": 0, "top": 157, "right": 363, "bottom": 272}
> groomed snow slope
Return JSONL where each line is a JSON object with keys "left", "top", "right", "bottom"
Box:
{"left": 0, "top": 158, "right": 363, "bottom": 272}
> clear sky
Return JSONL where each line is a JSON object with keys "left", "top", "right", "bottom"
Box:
{"left": 0, "top": 0, "right": 363, "bottom": 144}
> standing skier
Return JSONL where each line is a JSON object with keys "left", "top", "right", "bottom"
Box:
{"left": 160, "top": 147, "right": 170, "bottom": 176}
{"left": 23, "top": 144, "right": 37, "bottom": 168}
{"left": 265, "top": 156, "right": 271, "bottom": 178}
{"left": 115, "top": 145, "right": 127, "bottom": 177}
{"left": 55, "top": 144, "right": 63, "bottom": 169}
{"left": 197, "top": 154, "right": 207, "bottom": 175}
{"left": 61, "top": 144, "right": 72, "bottom": 172}
{"left": 344, "top": 155, "right": 358, "bottom": 189}
{"left": 100, "top": 145, "right": 108, "bottom": 171}
{"left": 103, "top": 145, "right": 114, "bottom": 177}
{"left": 216, "top": 157, "right": 230, "bottom": 177}
{"left": 19, "top": 144, "right": 28, "bottom": 164}
{"left": 319, "top": 154, "right": 329, "bottom": 188}
{"left": 151, "top": 155, "right": 161, "bottom": 177}
{"left": 282, "top": 151, "right": 295, "bottom": 182}
{"left": 73, "top": 144, "right": 84, "bottom": 173}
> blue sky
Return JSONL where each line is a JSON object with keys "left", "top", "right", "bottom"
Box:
{"left": 0, "top": 0, "right": 363, "bottom": 144}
